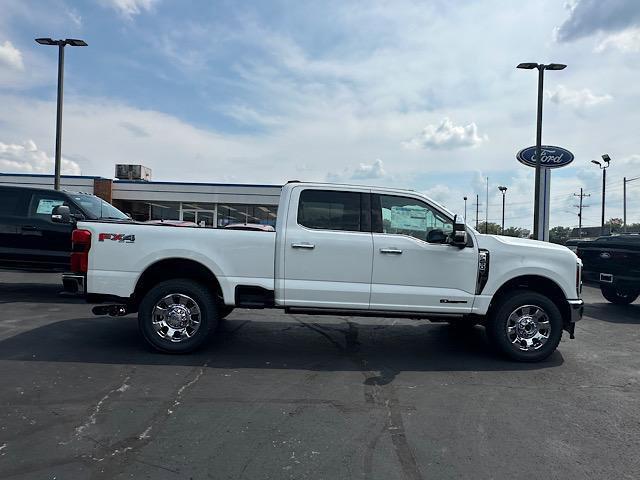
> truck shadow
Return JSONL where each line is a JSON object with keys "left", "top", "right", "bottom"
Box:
{"left": 0, "top": 282, "right": 84, "bottom": 305}
{"left": 584, "top": 302, "right": 640, "bottom": 324}
{"left": 0, "top": 313, "right": 564, "bottom": 372}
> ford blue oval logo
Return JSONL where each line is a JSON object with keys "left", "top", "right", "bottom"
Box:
{"left": 516, "top": 145, "right": 574, "bottom": 169}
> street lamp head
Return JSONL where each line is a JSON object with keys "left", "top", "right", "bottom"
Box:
{"left": 591, "top": 160, "right": 601, "bottom": 167}
{"left": 65, "top": 39, "right": 88, "bottom": 47}
{"left": 601, "top": 153, "right": 611, "bottom": 164}
{"left": 35, "top": 37, "right": 57, "bottom": 45}
{"left": 498, "top": 186, "right": 508, "bottom": 192}
{"left": 517, "top": 62, "right": 538, "bottom": 70}
{"left": 463, "top": 196, "right": 467, "bottom": 201}
{"left": 545, "top": 63, "right": 567, "bottom": 70}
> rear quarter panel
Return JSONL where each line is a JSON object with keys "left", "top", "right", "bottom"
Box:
{"left": 80, "top": 222, "right": 276, "bottom": 303}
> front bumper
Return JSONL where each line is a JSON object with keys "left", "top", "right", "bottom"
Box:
{"left": 568, "top": 299, "right": 584, "bottom": 323}
{"left": 62, "top": 273, "right": 85, "bottom": 295}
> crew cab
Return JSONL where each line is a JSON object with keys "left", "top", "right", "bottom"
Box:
{"left": 577, "top": 234, "right": 640, "bottom": 304}
{"left": 54, "top": 182, "right": 584, "bottom": 362}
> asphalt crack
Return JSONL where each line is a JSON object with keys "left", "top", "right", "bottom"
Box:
{"left": 292, "top": 316, "right": 423, "bottom": 480}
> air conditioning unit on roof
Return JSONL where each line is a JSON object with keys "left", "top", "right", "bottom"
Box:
{"left": 115, "top": 164, "right": 152, "bottom": 181}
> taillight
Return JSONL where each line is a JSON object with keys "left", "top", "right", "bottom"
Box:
{"left": 70, "top": 229, "right": 91, "bottom": 273}
{"left": 576, "top": 262, "right": 582, "bottom": 295}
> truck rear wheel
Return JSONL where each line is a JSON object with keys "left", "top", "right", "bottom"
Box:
{"left": 138, "top": 279, "right": 218, "bottom": 353}
{"left": 486, "top": 290, "right": 563, "bottom": 362}
{"left": 600, "top": 285, "right": 639, "bottom": 305}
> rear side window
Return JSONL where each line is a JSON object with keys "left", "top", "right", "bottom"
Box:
{"left": 297, "top": 190, "right": 362, "bottom": 232}
{"left": 0, "top": 188, "right": 29, "bottom": 216}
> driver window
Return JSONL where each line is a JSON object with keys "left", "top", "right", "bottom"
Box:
{"left": 377, "top": 195, "right": 453, "bottom": 241}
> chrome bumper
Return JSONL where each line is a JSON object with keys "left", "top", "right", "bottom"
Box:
{"left": 568, "top": 299, "right": 584, "bottom": 323}
{"left": 62, "top": 273, "right": 85, "bottom": 295}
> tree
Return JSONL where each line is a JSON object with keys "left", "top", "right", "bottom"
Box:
{"left": 549, "top": 226, "right": 571, "bottom": 245}
{"left": 606, "top": 217, "right": 623, "bottom": 233}
{"left": 475, "top": 222, "right": 501, "bottom": 235}
{"left": 502, "top": 226, "right": 531, "bottom": 238}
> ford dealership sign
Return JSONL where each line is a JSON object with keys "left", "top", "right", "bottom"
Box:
{"left": 516, "top": 145, "right": 574, "bottom": 169}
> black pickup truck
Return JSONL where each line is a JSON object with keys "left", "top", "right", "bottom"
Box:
{"left": 577, "top": 234, "right": 640, "bottom": 304}
{"left": 0, "top": 185, "right": 130, "bottom": 271}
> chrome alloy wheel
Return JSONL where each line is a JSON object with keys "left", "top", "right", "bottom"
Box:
{"left": 506, "top": 304, "right": 551, "bottom": 352}
{"left": 152, "top": 293, "right": 201, "bottom": 343}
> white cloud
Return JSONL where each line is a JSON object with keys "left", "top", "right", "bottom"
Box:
{"left": 0, "top": 140, "right": 81, "bottom": 175}
{"left": 403, "top": 118, "right": 488, "bottom": 150}
{"left": 67, "top": 8, "right": 83, "bottom": 27}
{"left": 546, "top": 85, "right": 612, "bottom": 109}
{"left": 351, "top": 159, "right": 386, "bottom": 180}
{"left": 327, "top": 159, "right": 387, "bottom": 183}
{"left": 100, "top": 0, "right": 158, "bottom": 19}
{"left": 595, "top": 27, "right": 640, "bottom": 52}
{"left": 0, "top": 41, "right": 23, "bottom": 70}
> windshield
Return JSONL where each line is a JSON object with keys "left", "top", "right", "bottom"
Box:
{"left": 68, "top": 194, "right": 129, "bottom": 220}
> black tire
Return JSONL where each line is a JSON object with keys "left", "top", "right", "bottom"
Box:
{"left": 138, "top": 279, "right": 218, "bottom": 353}
{"left": 600, "top": 285, "right": 639, "bottom": 305}
{"left": 486, "top": 290, "right": 563, "bottom": 362}
{"left": 218, "top": 305, "right": 235, "bottom": 319}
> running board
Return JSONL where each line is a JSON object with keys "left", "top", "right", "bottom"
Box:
{"left": 284, "top": 307, "right": 464, "bottom": 321}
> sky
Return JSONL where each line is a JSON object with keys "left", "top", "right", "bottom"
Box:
{"left": 1, "top": 0, "right": 640, "bottom": 229}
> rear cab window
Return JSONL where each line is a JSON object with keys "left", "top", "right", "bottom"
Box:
{"left": 297, "top": 189, "right": 368, "bottom": 232}
{"left": 0, "top": 188, "right": 29, "bottom": 217}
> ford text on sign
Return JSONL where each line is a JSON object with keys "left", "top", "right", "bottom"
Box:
{"left": 516, "top": 145, "right": 574, "bottom": 169}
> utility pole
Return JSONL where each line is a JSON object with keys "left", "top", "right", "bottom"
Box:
{"left": 573, "top": 188, "right": 590, "bottom": 238}
{"left": 591, "top": 155, "right": 611, "bottom": 236}
{"left": 485, "top": 177, "right": 489, "bottom": 234}
{"left": 474, "top": 194, "right": 480, "bottom": 230}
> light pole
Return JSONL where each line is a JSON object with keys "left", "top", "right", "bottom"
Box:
{"left": 517, "top": 62, "right": 566, "bottom": 240}
{"left": 623, "top": 175, "right": 640, "bottom": 232}
{"left": 35, "top": 37, "right": 87, "bottom": 190}
{"left": 591, "top": 154, "right": 611, "bottom": 236}
{"left": 498, "top": 186, "right": 508, "bottom": 234}
{"left": 463, "top": 196, "right": 468, "bottom": 224}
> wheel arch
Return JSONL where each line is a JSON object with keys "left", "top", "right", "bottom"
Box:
{"left": 133, "top": 258, "right": 223, "bottom": 307}
{"left": 489, "top": 275, "right": 570, "bottom": 325}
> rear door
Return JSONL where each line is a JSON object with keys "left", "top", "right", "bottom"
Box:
{"left": 19, "top": 191, "right": 74, "bottom": 269}
{"left": 0, "top": 187, "right": 30, "bottom": 268}
{"left": 282, "top": 187, "right": 373, "bottom": 309}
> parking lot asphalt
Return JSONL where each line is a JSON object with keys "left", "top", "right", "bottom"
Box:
{"left": 0, "top": 271, "right": 638, "bottom": 480}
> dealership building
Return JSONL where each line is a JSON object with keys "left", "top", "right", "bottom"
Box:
{"left": 0, "top": 166, "right": 281, "bottom": 227}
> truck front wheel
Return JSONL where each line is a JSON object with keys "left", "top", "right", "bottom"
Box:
{"left": 138, "top": 279, "right": 218, "bottom": 353}
{"left": 486, "top": 290, "right": 563, "bottom": 362}
{"left": 600, "top": 285, "right": 639, "bottom": 305}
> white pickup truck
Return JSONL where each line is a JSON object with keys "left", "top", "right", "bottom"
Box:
{"left": 55, "top": 182, "right": 583, "bottom": 362}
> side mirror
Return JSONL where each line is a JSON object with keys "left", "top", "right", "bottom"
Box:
{"left": 426, "top": 229, "right": 447, "bottom": 244}
{"left": 51, "top": 205, "right": 72, "bottom": 224}
{"left": 450, "top": 215, "right": 467, "bottom": 248}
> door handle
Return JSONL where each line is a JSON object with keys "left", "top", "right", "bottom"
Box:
{"left": 380, "top": 248, "right": 403, "bottom": 254}
{"left": 291, "top": 243, "right": 315, "bottom": 249}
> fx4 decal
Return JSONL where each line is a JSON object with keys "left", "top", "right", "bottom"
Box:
{"left": 98, "top": 233, "right": 136, "bottom": 243}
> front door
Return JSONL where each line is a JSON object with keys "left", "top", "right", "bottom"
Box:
{"left": 282, "top": 187, "right": 373, "bottom": 309}
{"left": 370, "top": 193, "right": 478, "bottom": 313}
